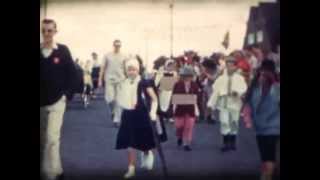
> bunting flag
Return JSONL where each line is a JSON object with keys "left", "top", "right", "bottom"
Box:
{"left": 222, "top": 30, "right": 230, "bottom": 50}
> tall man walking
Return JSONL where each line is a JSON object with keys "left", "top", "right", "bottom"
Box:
{"left": 40, "top": 19, "right": 77, "bottom": 180}
{"left": 99, "top": 40, "right": 127, "bottom": 127}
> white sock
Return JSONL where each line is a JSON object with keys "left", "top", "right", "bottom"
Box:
{"left": 145, "top": 151, "right": 154, "bottom": 170}
{"left": 128, "top": 165, "right": 135, "bottom": 171}
{"left": 140, "top": 152, "right": 146, "bottom": 168}
{"left": 183, "top": 141, "right": 190, "bottom": 146}
{"left": 124, "top": 165, "right": 135, "bottom": 179}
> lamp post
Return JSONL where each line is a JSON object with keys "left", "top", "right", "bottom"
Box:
{"left": 42, "top": 0, "right": 48, "bottom": 18}
{"left": 169, "top": 0, "right": 174, "bottom": 58}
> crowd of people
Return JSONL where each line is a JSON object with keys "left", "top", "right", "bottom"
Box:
{"left": 40, "top": 18, "right": 280, "bottom": 180}
{"left": 150, "top": 45, "right": 280, "bottom": 180}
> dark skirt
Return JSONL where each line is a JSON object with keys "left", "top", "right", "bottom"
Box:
{"left": 158, "top": 104, "right": 173, "bottom": 119}
{"left": 92, "top": 79, "right": 99, "bottom": 90}
{"left": 116, "top": 108, "right": 167, "bottom": 151}
{"left": 256, "top": 135, "right": 280, "bottom": 162}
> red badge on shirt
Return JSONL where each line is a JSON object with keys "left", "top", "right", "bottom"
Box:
{"left": 53, "top": 57, "right": 60, "bottom": 64}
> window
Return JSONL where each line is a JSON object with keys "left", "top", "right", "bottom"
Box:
{"left": 257, "top": 30, "right": 263, "bottom": 43}
{"left": 248, "top": 33, "right": 255, "bottom": 45}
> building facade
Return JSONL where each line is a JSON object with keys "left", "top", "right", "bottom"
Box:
{"left": 243, "top": 0, "right": 280, "bottom": 53}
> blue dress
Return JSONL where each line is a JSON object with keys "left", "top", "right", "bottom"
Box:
{"left": 249, "top": 83, "right": 280, "bottom": 135}
{"left": 116, "top": 79, "right": 167, "bottom": 151}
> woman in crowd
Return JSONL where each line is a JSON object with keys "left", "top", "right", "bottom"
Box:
{"left": 197, "top": 57, "right": 218, "bottom": 123}
{"left": 83, "top": 60, "right": 93, "bottom": 105}
{"left": 91, "top": 53, "right": 100, "bottom": 98}
{"left": 243, "top": 59, "right": 280, "bottom": 180}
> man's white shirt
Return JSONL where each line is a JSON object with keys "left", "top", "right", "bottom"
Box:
{"left": 103, "top": 52, "right": 127, "bottom": 83}
{"left": 41, "top": 42, "right": 58, "bottom": 58}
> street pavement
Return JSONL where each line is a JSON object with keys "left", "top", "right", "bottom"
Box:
{"left": 61, "top": 91, "right": 274, "bottom": 180}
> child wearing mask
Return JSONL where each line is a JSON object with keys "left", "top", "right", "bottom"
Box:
{"left": 172, "top": 65, "right": 200, "bottom": 151}
{"left": 154, "top": 59, "right": 178, "bottom": 123}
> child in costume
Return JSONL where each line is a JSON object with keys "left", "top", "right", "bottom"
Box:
{"left": 172, "top": 65, "right": 200, "bottom": 151}
{"left": 154, "top": 59, "right": 178, "bottom": 123}
{"left": 207, "top": 56, "right": 247, "bottom": 152}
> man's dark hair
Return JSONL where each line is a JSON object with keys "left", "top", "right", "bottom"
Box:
{"left": 202, "top": 57, "right": 217, "bottom": 71}
{"left": 92, "top": 52, "right": 98, "bottom": 56}
{"left": 113, "top": 39, "right": 121, "bottom": 44}
{"left": 244, "top": 45, "right": 253, "bottom": 51}
{"left": 192, "top": 55, "right": 200, "bottom": 63}
{"left": 210, "top": 53, "right": 222, "bottom": 62}
{"left": 42, "top": 19, "right": 57, "bottom": 29}
{"left": 153, "top": 56, "right": 168, "bottom": 70}
{"left": 260, "top": 59, "right": 276, "bottom": 73}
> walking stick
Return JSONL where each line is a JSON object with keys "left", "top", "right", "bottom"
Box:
{"left": 149, "top": 120, "right": 169, "bottom": 179}
{"left": 142, "top": 80, "right": 169, "bottom": 179}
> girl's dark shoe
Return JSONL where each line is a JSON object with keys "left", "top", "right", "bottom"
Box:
{"left": 184, "top": 145, "right": 192, "bottom": 151}
{"left": 220, "top": 144, "right": 230, "bottom": 152}
{"left": 177, "top": 138, "right": 182, "bottom": 147}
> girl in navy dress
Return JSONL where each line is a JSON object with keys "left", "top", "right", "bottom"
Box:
{"left": 116, "top": 57, "right": 166, "bottom": 179}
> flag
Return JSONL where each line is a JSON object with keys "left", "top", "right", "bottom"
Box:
{"left": 222, "top": 30, "right": 230, "bottom": 50}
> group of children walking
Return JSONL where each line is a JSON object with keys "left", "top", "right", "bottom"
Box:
{"left": 100, "top": 47, "right": 279, "bottom": 180}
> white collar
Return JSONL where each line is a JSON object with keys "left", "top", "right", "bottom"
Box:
{"left": 127, "top": 75, "right": 141, "bottom": 84}
{"left": 41, "top": 41, "right": 58, "bottom": 50}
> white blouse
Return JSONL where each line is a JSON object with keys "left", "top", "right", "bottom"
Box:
{"left": 117, "top": 76, "right": 141, "bottom": 110}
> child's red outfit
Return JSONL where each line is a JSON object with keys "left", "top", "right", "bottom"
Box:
{"left": 172, "top": 80, "right": 200, "bottom": 147}
{"left": 174, "top": 116, "right": 196, "bottom": 143}
{"left": 236, "top": 58, "right": 251, "bottom": 84}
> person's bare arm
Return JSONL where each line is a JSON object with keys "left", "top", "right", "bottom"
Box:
{"left": 146, "top": 87, "right": 158, "bottom": 122}
{"left": 154, "top": 71, "right": 163, "bottom": 87}
{"left": 98, "top": 56, "right": 108, "bottom": 87}
{"left": 205, "top": 71, "right": 215, "bottom": 81}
